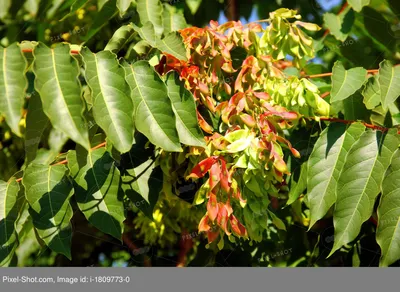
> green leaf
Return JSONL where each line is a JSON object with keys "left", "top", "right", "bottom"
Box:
{"left": 81, "top": 48, "right": 135, "bottom": 153}
{"left": 347, "top": 0, "right": 370, "bottom": 12}
{"left": 267, "top": 210, "right": 286, "bottom": 231}
{"left": 307, "top": 123, "right": 365, "bottom": 228}
{"left": 363, "top": 7, "right": 395, "bottom": 51}
{"left": 22, "top": 164, "right": 74, "bottom": 259}
{"left": 323, "top": 9, "right": 354, "bottom": 42}
{"left": 330, "top": 129, "right": 400, "bottom": 256}
{"left": 120, "top": 133, "right": 162, "bottom": 218}
{"left": 132, "top": 22, "right": 188, "bottom": 61}
{"left": 342, "top": 91, "right": 370, "bottom": 121}
{"left": 287, "top": 162, "right": 307, "bottom": 206}
{"left": 165, "top": 72, "right": 205, "bottom": 147}
{"left": 0, "top": 43, "right": 28, "bottom": 136}
{"left": 104, "top": 24, "right": 136, "bottom": 54}
{"left": 162, "top": 4, "right": 187, "bottom": 34}
{"left": 362, "top": 75, "right": 381, "bottom": 109}
{"left": 0, "top": 1, "right": 11, "bottom": 19}
{"left": 67, "top": 147, "right": 125, "bottom": 240}
{"left": 97, "top": 0, "right": 108, "bottom": 10}
{"left": 186, "top": 0, "right": 201, "bottom": 14}
{"left": 331, "top": 61, "right": 367, "bottom": 102}
{"left": 117, "top": 0, "right": 132, "bottom": 16}
{"left": 157, "top": 31, "right": 188, "bottom": 61}
{"left": 137, "top": 0, "right": 164, "bottom": 37}
{"left": 388, "top": 0, "right": 400, "bottom": 15}
{"left": 32, "top": 43, "right": 90, "bottom": 150}
{"left": 376, "top": 151, "right": 400, "bottom": 267}
{"left": 24, "top": 92, "right": 49, "bottom": 164}
{"left": 84, "top": 0, "right": 118, "bottom": 42}
{"left": 0, "top": 179, "right": 21, "bottom": 266}
{"left": 378, "top": 60, "right": 400, "bottom": 110}
{"left": 60, "top": 0, "right": 89, "bottom": 21}
{"left": 24, "top": 0, "right": 40, "bottom": 17}
{"left": 389, "top": 103, "right": 400, "bottom": 126}
{"left": 122, "top": 60, "right": 181, "bottom": 152}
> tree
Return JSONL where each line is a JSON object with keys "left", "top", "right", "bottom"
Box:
{"left": 1, "top": 0, "right": 400, "bottom": 267}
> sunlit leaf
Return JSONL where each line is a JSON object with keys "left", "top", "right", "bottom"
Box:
{"left": 307, "top": 123, "right": 365, "bottom": 228}
{"left": 347, "top": 0, "right": 370, "bottom": 12}
{"left": 33, "top": 43, "right": 90, "bottom": 150}
{"left": 331, "top": 61, "right": 367, "bottom": 102}
{"left": 362, "top": 75, "right": 381, "bottom": 109}
{"left": 67, "top": 147, "right": 124, "bottom": 240}
{"left": 376, "top": 151, "right": 400, "bottom": 267}
{"left": 81, "top": 47, "right": 135, "bottom": 153}
{"left": 137, "top": 0, "right": 163, "bottom": 37}
{"left": 22, "top": 164, "right": 74, "bottom": 259}
{"left": 330, "top": 129, "right": 400, "bottom": 256}
{"left": 378, "top": 60, "right": 400, "bottom": 110}
{"left": 132, "top": 22, "right": 188, "bottom": 61}
{"left": 165, "top": 72, "right": 205, "bottom": 147}
{"left": 0, "top": 43, "right": 27, "bottom": 136}
{"left": 122, "top": 60, "right": 181, "bottom": 152}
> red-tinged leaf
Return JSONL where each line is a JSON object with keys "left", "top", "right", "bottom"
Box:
{"left": 221, "top": 47, "right": 231, "bottom": 60}
{"left": 253, "top": 91, "right": 270, "bottom": 100}
{"left": 217, "top": 21, "right": 236, "bottom": 32}
{"left": 216, "top": 101, "right": 228, "bottom": 113}
{"left": 248, "top": 23, "right": 262, "bottom": 32}
{"left": 220, "top": 159, "right": 231, "bottom": 192}
{"left": 198, "top": 81, "right": 209, "bottom": 95}
{"left": 273, "top": 157, "right": 287, "bottom": 172}
{"left": 290, "top": 148, "right": 301, "bottom": 158}
{"left": 197, "top": 112, "right": 214, "bottom": 134}
{"left": 240, "top": 114, "right": 256, "bottom": 127}
{"left": 182, "top": 65, "right": 199, "bottom": 78}
{"left": 237, "top": 97, "right": 246, "bottom": 112}
{"left": 217, "top": 203, "right": 230, "bottom": 235}
{"left": 222, "top": 62, "right": 236, "bottom": 73}
{"left": 209, "top": 163, "right": 221, "bottom": 190}
{"left": 202, "top": 95, "right": 216, "bottom": 112}
{"left": 207, "top": 192, "right": 219, "bottom": 222}
{"left": 199, "top": 213, "right": 211, "bottom": 232}
{"left": 230, "top": 214, "right": 248, "bottom": 237}
{"left": 229, "top": 92, "right": 245, "bottom": 106}
{"left": 209, "top": 20, "right": 219, "bottom": 29}
{"left": 262, "top": 103, "right": 299, "bottom": 120}
{"left": 211, "top": 69, "right": 218, "bottom": 83}
{"left": 187, "top": 156, "right": 219, "bottom": 179}
{"left": 235, "top": 188, "right": 247, "bottom": 205}
{"left": 275, "top": 136, "right": 301, "bottom": 158}
{"left": 273, "top": 168, "right": 284, "bottom": 182}
{"left": 207, "top": 229, "right": 220, "bottom": 243}
{"left": 235, "top": 70, "right": 245, "bottom": 92}
{"left": 222, "top": 104, "right": 235, "bottom": 125}
{"left": 224, "top": 82, "right": 232, "bottom": 95}
{"left": 225, "top": 199, "right": 234, "bottom": 216}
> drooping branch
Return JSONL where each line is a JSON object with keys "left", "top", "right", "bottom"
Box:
{"left": 225, "top": 0, "right": 239, "bottom": 21}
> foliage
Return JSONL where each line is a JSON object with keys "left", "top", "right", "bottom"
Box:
{"left": 1, "top": 0, "right": 400, "bottom": 268}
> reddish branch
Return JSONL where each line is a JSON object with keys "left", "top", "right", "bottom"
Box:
{"left": 310, "top": 117, "right": 389, "bottom": 132}
{"left": 176, "top": 230, "right": 194, "bottom": 267}
{"left": 122, "top": 233, "right": 152, "bottom": 267}
{"left": 306, "top": 69, "right": 380, "bottom": 79}
{"left": 22, "top": 48, "right": 80, "bottom": 55}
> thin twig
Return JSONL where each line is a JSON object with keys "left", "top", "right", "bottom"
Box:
{"left": 306, "top": 69, "right": 379, "bottom": 79}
